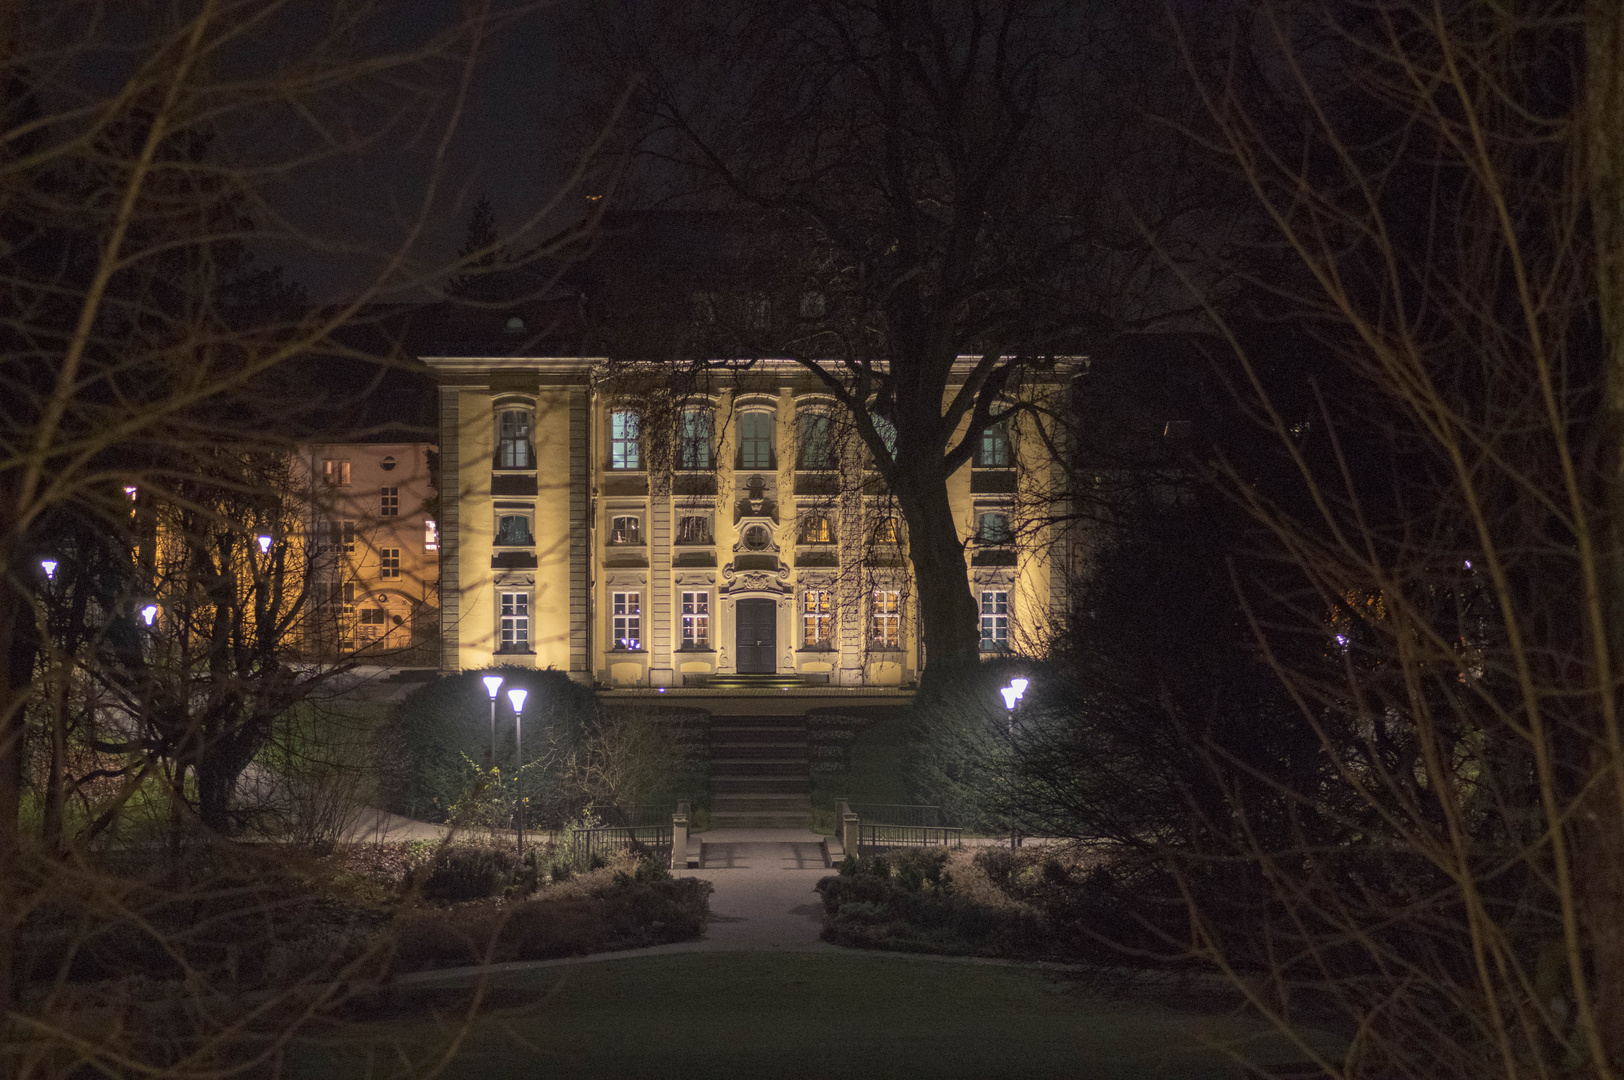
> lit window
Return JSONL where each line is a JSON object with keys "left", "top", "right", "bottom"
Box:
{"left": 739, "top": 411, "right": 774, "bottom": 470}
{"left": 497, "top": 410, "right": 534, "bottom": 469}
{"left": 495, "top": 515, "right": 533, "bottom": 546}
{"left": 677, "top": 407, "right": 713, "bottom": 469}
{"left": 500, "top": 591, "right": 529, "bottom": 651}
{"left": 977, "top": 512, "right": 1011, "bottom": 544}
{"left": 612, "top": 592, "right": 641, "bottom": 650}
{"left": 677, "top": 515, "right": 711, "bottom": 544}
{"left": 379, "top": 548, "right": 400, "bottom": 579}
{"left": 609, "top": 516, "right": 641, "bottom": 545}
{"left": 803, "top": 589, "right": 832, "bottom": 648}
{"left": 322, "top": 459, "right": 351, "bottom": 485}
{"left": 980, "top": 590, "right": 1009, "bottom": 651}
{"left": 800, "top": 514, "right": 833, "bottom": 544}
{"left": 872, "top": 589, "right": 900, "bottom": 648}
{"left": 797, "top": 412, "right": 834, "bottom": 469}
{"left": 977, "top": 423, "right": 1010, "bottom": 468}
{"left": 424, "top": 519, "right": 439, "bottom": 551}
{"left": 873, "top": 516, "right": 899, "bottom": 544}
{"left": 380, "top": 487, "right": 399, "bottom": 516}
{"left": 610, "top": 409, "right": 641, "bottom": 470}
{"left": 681, "top": 591, "right": 710, "bottom": 648}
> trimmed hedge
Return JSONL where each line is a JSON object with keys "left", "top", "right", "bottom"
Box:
{"left": 388, "top": 667, "right": 596, "bottom": 822}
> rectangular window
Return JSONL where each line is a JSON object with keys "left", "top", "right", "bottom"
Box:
{"left": 379, "top": 548, "right": 400, "bottom": 578}
{"left": 359, "top": 608, "right": 386, "bottom": 625}
{"left": 380, "top": 487, "right": 399, "bottom": 516}
{"left": 495, "top": 514, "right": 534, "bottom": 546}
{"left": 500, "top": 591, "right": 529, "bottom": 651}
{"left": 980, "top": 590, "right": 1009, "bottom": 651}
{"left": 325, "top": 580, "right": 355, "bottom": 606}
{"left": 799, "top": 514, "right": 833, "bottom": 544}
{"left": 977, "top": 423, "right": 1010, "bottom": 468}
{"left": 321, "top": 520, "right": 356, "bottom": 553}
{"left": 803, "top": 589, "right": 832, "bottom": 648}
{"left": 676, "top": 515, "right": 712, "bottom": 544}
{"left": 424, "top": 519, "right": 439, "bottom": 551}
{"left": 681, "top": 591, "right": 710, "bottom": 648}
{"left": 872, "top": 416, "right": 897, "bottom": 459}
{"left": 322, "top": 459, "right": 350, "bottom": 485}
{"left": 797, "top": 412, "right": 834, "bottom": 469}
{"left": 612, "top": 592, "right": 642, "bottom": 650}
{"left": 497, "top": 410, "right": 534, "bottom": 469}
{"left": 739, "top": 411, "right": 774, "bottom": 470}
{"left": 677, "top": 407, "right": 713, "bottom": 469}
{"left": 872, "top": 589, "right": 900, "bottom": 648}
{"left": 609, "top": 515, "right": 641, "bottom": 545}
{"left": 977, "top": 511, "right": 1011, "bottom": 544}
{"left": 610, "top": 409, "right": 641, "bottom": 470}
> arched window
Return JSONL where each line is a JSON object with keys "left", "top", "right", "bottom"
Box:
{"left": 677, "top": 406, "right": 713, "bottom": 469}
{"left": 738, "top": 410, "right": 775, "bottom": 470}
{"left": 976, "top": 422, "right": 1010, "bottom": 468}
{"left": 497, "top": 409, "right": 534, "bottom": 469}
{"left": 797, "top": 412, "right": 834, "bottom": 469}
{"left": 610, "top": 409, "right": 641, "bottom": 470}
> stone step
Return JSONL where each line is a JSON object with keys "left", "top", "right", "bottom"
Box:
{"left": 711, "top": 795, "right": 813, "bottom": 811}
{"left": 709, "top": 814, "right": 813, "bottom": 829}
{"left": 711, "top": 762, "right": 809, "bottom": 777}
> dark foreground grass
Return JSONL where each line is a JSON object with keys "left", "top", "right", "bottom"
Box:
{"left": 292, "top": 951, "right": 1338, "bottom": 1079}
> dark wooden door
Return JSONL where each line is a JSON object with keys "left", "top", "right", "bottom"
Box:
{"left": 735, "top": 598, "right": 777, "bottom": 673}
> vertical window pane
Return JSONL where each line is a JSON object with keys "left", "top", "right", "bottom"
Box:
{"left": 740, "top": 411, "right": 773, "bottom": 470}
{"left": 612, "top": 591, "right": 642, "bottom": 649}
{"left": 679, "top": 408, "right": 712, "bottom": 469}
{"left": 501, "top": 591, "right": 529, "bottom": 650}
{"left": 682, "top": 590, "right": 709, "bottom": 648}
{"left": 611, "top": 410, "right": 641, "bottom": 470}
{"left": 979, "top": 590, "right": 1009, "bottom": 651}
{"left": 797, "top": 412, "right": 833, "bottom": 469}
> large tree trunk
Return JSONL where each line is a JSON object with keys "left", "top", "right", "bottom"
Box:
{"left": 897, "top": 468, "right": 981, "bottom": 690}
{"left": 1585, "top": 0, "right": 1624, "bottom": 1064}
{"left": 0, "top": 568, "right": 38, "bottom": 1033}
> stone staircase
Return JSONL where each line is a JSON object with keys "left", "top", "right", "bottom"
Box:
{"left": 707, "top": 715, "right": 813, "bottom": 829}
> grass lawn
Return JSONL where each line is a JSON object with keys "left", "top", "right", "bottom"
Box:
{"left": 293, "top": 951, "right": 1337, "bottom": 1079}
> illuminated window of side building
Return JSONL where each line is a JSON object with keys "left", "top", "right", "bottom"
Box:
{"left": 800, "top": 513, "right": 833, "bottom": 544}
{"left": 677, "top": 515, "right": 711, "bottom": 544}
{"left": 497, "top": 409, "right": 534, "bottom": 469}
{"left": 500, "top": 591, "right": 529, "bottom": 652}
{"left": 609, "top": 515, "right": 641, "bottom": 545}
{"left": 980, "top": 590, "right": 1009, "bottom": 651}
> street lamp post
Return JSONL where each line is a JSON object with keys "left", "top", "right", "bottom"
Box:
{"left": 1001, "top": 678, "right": 1029, "bottom": 850}
{"left": 481, "top": 675, "right": 504, "bottom": 766}
{"left": 507, "top": 686, "right": 529, "bottom": 856}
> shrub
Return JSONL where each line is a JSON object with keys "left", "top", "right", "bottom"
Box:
{"left": 415, "top": 845, "right": 511, "bottom": 902}
{"left": 388, "top": 668, "right": 597, "bottom": 822}
{"left": 389, "top": 875, "right": 714, "bottom": 973}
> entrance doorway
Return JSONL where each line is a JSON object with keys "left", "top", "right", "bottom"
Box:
{"left": 735, "top": 598, "right": 777, "bottom": 673}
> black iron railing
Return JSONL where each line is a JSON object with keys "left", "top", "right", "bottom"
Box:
{"left": 568, "top": 824, "right": 673, "bottom": 868}
{"left": 857, "top": 823, "right": 963, "bottom": 851}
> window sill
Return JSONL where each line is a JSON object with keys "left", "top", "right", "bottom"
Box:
{"left": 495, "top": 648, "right": 535, "bottom": 656}
{"left": 676, "top": 646, "right": 715, "bottom": 653}
{"left": 866, "top": 646, "right": 904, "bottom": 654}
{"left": 609, "top": 648, "right": 646, "bottom": 654}
{"left": 797, "top": 646, "right": 837, "bottom": 654}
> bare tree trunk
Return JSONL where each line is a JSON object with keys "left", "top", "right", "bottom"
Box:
{"left": 899, "top": 473, "right": 980, "bottom": 688}
{"left": 0, "top": 570, "right": 35, "bottom": 1037}
{"left": 1585, "top": 0, "right": 1624, "bottom": 1062}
